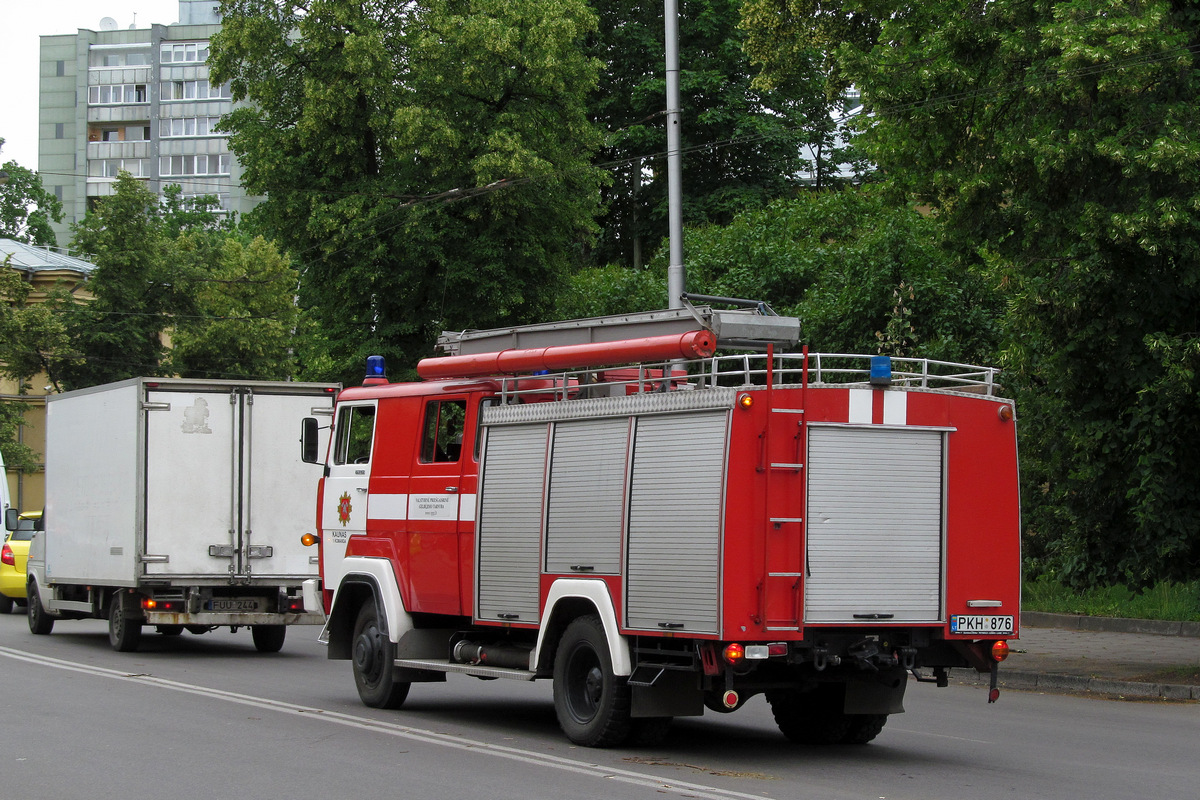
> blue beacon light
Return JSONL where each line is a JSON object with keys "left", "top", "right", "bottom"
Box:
{"left": 364, "top": 355, "right": 387, "bottom": 385}
{"left": 869, "top": 355, "right": 893, "bottom": 386}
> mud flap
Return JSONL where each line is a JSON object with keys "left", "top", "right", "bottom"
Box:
{"left": 630, "top": 670, "right": 704, "bottom": 718}
{"left": 844, "top": 669, "right": 908, "bottom": 715}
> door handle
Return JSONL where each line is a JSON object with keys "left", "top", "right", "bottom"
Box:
{"left": 445, "top": 486, "right": 459, "bottom": 493}
{"left": 356, "top": 487, "right": 367, "bottom": 493}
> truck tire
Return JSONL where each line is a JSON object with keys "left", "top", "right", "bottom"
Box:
{"left": 251, "top": 625, "right": 287, "bottom": 653}
{"left": 108, "top": 596, "right": 142, "bottom": 652}
{"left": 767, "top": 686, "right": 887, "bottom": 745}
{"left": 27, "top": 583, "right": 53, "bottom": 635}
{"left": 0, "top": 595, "right": 13, "bottom": 614}
{"left": 552, "top": 614, "right": 632, "bottom": 747}
{"left": 351, "top": 600, "right": 410, "bottom": 709}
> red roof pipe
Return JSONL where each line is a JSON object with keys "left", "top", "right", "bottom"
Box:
{"left": 417, "top": 330, "right": 717, "bottom": 380}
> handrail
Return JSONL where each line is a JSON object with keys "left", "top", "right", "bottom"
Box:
{"left": 489, "top": 352, "right": 1002, "bottom": 403}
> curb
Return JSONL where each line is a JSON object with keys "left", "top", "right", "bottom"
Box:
{"left": 1023, "top": 612, "right": 1200, "bottom": 638}
{"left": 957, "top": 669, "right": 1200, "bottom": 701}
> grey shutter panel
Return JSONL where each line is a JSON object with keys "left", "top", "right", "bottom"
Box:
{"left": 545, "top": 418, "right": 629, "bottom": 574}
{"left": 476, "top": 423, "right": 548, "bottom": 621}
{"left": 625, "top": 411, "right": 729, "bottom": 633}
{"left": 805, "top": 427, "right": 943, "bottom": 623}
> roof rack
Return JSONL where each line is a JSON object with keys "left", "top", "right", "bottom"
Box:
{"left": 435, "top": 299, "right": 802, "bottom": 357}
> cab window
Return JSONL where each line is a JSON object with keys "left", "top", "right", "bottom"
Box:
{"left": 333, "top": 405, "right": 376, "bottom": 465}
{"left": 420, "top": 400, "right": 467, "bottom": 463}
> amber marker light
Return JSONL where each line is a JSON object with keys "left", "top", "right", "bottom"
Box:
{"left": 991, "top": 640, "right": 1011, "bottom": 662}
{"left": 301, "top": 533, "right": 320, "bottom": 547}
{"left": 738, "top": 393, "right": 753, "bottom": 410}
{"left": 998, "top": 404, "right": 1014, "bottom": 422}
{"left": 142, "top": 598, "right": 157, "bottom": 610}
{"left": 723, "top": 643, "right": 746, "bottom": 664}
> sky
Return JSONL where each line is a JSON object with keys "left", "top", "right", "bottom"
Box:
{"left": 1, "top": 1, "right": 181, "bottom": 171}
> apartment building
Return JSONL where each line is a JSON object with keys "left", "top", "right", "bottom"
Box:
{"left": 38, "top": 1, "right": 255, "bottom": 246}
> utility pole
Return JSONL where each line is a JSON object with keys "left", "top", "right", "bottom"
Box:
{"left": 664, "top": 0, "right": 684, "bottom": 309}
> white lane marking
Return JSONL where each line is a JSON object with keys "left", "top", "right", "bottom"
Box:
{"left": 0, "top": 645, "right": 771, "bottom": 800}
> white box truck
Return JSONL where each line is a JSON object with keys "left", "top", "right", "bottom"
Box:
{"left": 25, "top": 377, "right": 338, "bottom": 652}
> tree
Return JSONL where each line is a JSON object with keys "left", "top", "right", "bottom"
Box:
{"left": 761, "top": 1, "right": 1200, "bottom": 585}
{"left": 60, "top": 174, "right": 300, "bottom": 388}
{"left": 211, "top": 0, "right": 606, "bottom": 383}
{"left": 60, "top": 174, "right": 182, "bottom": 388}
{"left": 587, "top": 0, "right": 834, "bottom": 269}
{"left": 168, "top": 235, "right": 299, "bottom": 380}
{"left": 0, "top": 139, "right": 63, "bottom": 248}
{"left": 677, "top": 188, "right": 1000, "bottom": 362}
{"left": 0, "top": 257, "right": 76, "bottom": 471}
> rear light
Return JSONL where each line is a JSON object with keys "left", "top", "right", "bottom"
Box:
{"left": 141, "top": 598, "right": 182, "bottom": 612}
{"left": 300, "top": 533, "right": 319, "bottom": 547}
{"left": 991, "top": 640, "right": 1010, "bottom": 662}
{"left": 1, "top": 544, "right": 13, "bottom": 566}
{"left": 723, "top": 643, "right": 745, "bottom": 664}
{"left": 743, "top": 643, "right": 788, "bottom": 660}
{"left": 286, "top": 599, "right": 305, "bottom": 612}
{"left": 737, "top": 393, "right": 753, "bottom": 409}
{"left": 998, "top": 404, "right": 1014, "bottom": 421}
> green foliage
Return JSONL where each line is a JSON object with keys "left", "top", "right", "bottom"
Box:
{"left": 56, "top": 174, "right": 300, "bottom": 388}
{"left": 0, "top": 153, "right": 63, "bottom": 248}
{"left": 588, "top": 0, "right": 836, "bottom": 268}
{"left": 212, "top": 0, "right": 606, "bottom": 384}
{"left": 0, "top": 401, "right": 39, "bottom": 473}
{"left": 674, "top": 189, "right": 1001, "bottom": 363}
{"left": 760, "top": 1, "right": 1200, "bottom": 586}
{"left": 552, "top": 263, "right": 667, "bottom": 320}
{"left": 1023, "top": 576, "right": 1200, "bottom": 622}
{"left": 0, "top": 259, "right": 76, "bottom": 389}
{"left": 168, "top": 236, "right": 299, "bottom": 380}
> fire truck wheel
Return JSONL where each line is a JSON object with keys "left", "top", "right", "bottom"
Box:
{"left": 108, "top": 595, "right": 143, "bottom": 653}
{"left": 351, "top": 601, "right": 410, "bottom": 709}
{"left": 553, "top": 614, "right": 632, "bottom": 747}
{"left": 842, "top": 714, "right": 888, "bottom": 744}
{"left": 251, "top": 625, "right": 287, "bottom": 653}
{"left": 27, "top": 583, "right": 54, "bottom": 635}
{"left": 767, "top": 686, "right": 852, "bottom": 745}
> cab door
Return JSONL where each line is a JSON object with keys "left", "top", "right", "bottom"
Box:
{"left": 406, "top": 397, "right": 470, "bottom": 614}
{"left": 320, "top": 401, "right": 377, "bottom": 593}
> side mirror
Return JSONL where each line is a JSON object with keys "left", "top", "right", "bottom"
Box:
{"left": 301, "top": 417, "right": 321, "bottom": 464}
{"left": 4, "top": 507, "right": 18, "bottom": 532}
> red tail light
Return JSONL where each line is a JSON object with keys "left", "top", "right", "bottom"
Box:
{"left": 991, "top": 640, "right": 1011, "bottom": 662}
{"left": 1, "top": 544, "right": 14, "bottom": 566}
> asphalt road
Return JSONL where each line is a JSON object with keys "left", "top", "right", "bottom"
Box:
{"left": 1, "top": 612, "right": 1196, "bottom": 800}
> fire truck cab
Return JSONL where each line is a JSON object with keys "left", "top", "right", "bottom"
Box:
{"left": 304, "top": 303, "right": 1020, "bottom": 747}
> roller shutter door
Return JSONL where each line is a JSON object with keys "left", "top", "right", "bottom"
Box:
{"left": 545, "top": 418, "right": 629, "bottom": 574}
{"left": 625, "top": 411, "right": 728, "bottom": 633}
{"left": 476, "top": 423, "right": 548, "bottom": 622}
{"left": 805, "top": 426, "right": 943, "bottom": 623}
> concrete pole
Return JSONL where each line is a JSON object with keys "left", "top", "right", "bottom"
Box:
{"left": 664, "top": 0, "right": 685, "bottom": 309}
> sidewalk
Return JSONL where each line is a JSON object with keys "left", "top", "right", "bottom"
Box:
{"left": 959, "top": 612, "right": 1200, "bottom": 701}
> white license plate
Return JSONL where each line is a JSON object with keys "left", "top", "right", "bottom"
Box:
{"left": 209, "top": 598, "right": 265, "bottom": 612}
{"left": 950, "top": 614, "right": 1014, "bottom": 635}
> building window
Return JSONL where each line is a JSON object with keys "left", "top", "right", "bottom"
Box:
{"left": 161, "top": 80, "right": 231, "bottom": 101}
{"left": 56, "top": 60, "right": 65, "bottom": 77}
{"left": 160, "top": 42, "right": 210, "bottom": 64}
{"left": 127, "top": 53, "right": 149, "bottom": 66}
{"left": 101, "top": 128, "right": 120, "bottom": 142}
{"left": 55, "top": 123, "right": 65, "bottom": 139}
{"left": 87, "top": 84, "right": 148, "bottom": 105}
{"left": 159, "top": 154, "right": 232, "bottom": 177}
{"left": 160, "top": 116, "right": 223, "bottom": 138}
{"left": 89, "top": 158, "right": 150, "bottom": 178}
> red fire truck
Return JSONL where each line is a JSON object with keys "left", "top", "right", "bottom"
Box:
{"left": 301, "top": 303, "right": 1020, "bottom": 747}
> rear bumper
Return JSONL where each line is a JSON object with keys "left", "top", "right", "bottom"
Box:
{"left": 143, "top": 611, "right": 326, "bottom": 626}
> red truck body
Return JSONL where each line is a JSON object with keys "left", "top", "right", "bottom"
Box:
{"left": 307, "top": 309, "right": 1020, "bottom": 747}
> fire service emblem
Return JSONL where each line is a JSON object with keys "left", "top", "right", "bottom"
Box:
{"left": 338, "top": 492, "right": 353, "bottom": 526}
